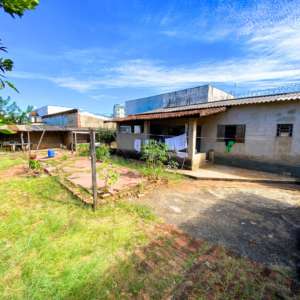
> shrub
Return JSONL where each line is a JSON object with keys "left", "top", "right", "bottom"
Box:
{"left": 98, "top": 128, "right": 116, "bottom": 144}
{"left": 96, "top": 145, "right": 110, "bottom": 161}
{"left": 77, "top": 144, "right": 90, "bottom": 157}
{"left": 140, "top": 140, "right": 178, "bottom": 180}
{"left": 61, "top": 155, "right": 68, "bottom": 160}
{"left": 29, "top": 158, "right": 42, "bottom": 173}
{"left": 98, "top": 163, "right": 121, "bottom": 193}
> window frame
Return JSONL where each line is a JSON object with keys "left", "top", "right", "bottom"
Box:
{"left": 217, "top": 124, "right": 246, "bottom": 143}
{"left": 276, "top": 124, "right": 293, "bottom": 137}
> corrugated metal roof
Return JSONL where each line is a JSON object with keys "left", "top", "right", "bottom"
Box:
{"left": 0, "top": 125, "right": 98, "bottom": 132}
{"left": 133, "top": 92, "right": 300, "bottom": 115}
{"left": 105, "top": 107, "right": 227, "bottom": 123}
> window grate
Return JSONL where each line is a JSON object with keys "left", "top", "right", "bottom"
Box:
{"left": 277, "top": 124, "right": 293, "bottom": 137}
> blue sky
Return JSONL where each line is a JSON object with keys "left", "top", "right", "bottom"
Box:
{"left": 1, "top": 0, "right": 300, "bottom": 114}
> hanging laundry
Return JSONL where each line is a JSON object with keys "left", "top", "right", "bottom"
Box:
{"left": 226, "top": 141, "right": 235, "bottom": 153}
{"left": 173, "top": 134, "right": 188, "bottom": 151}
{"left": 177, "top": 152, "right": 188, "bottom": 158}
{"left": 134, "top": 139, "right": 141, "bottom": 151}
{"left": 144, "top": 140, "right": 149, "bottom": 145}
{"left": 165, "top": 137, "right": 174, "bottom": 150}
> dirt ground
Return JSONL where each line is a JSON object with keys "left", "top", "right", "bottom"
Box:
{"left": 131, "top": 179, "right": 300, "bottom": 279}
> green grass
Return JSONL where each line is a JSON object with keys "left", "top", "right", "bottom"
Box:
{"left": 0, "top": 155, "right": 28, "bottom": 171}
{"left": 0, "top": 158, "right": 156, "bottom": 300}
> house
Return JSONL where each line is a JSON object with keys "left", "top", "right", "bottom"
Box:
{"left": 105, "top": 91, "right": 300, "bottom": 178}
{"left": 30, "top": 106, "right": 114, "bottom": 129}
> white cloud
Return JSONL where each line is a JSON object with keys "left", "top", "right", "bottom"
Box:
{"left": 89, "top": 95, "right": 118, "bottom": 99}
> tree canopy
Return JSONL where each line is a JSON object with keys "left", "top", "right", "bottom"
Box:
{"left": 0, "top": 0, "right": 39, "bottom": 18}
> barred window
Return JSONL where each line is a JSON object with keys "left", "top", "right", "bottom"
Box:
{"left": 277, "top": 124, "right": 293, "bottom": 137}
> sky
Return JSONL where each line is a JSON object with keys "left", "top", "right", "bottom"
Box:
{"left": 1, "top": 0, "right": 300, "bottom": 114}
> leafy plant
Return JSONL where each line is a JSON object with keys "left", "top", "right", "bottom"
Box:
{"left": 77, "top": 144, "right": 90, "bottom": 157}
{"left": 61, "top": 155, "right": 68, "bottom": 161}
{"left": 98, "top": 128, "right": 116, "bottom": 144}
{"left": 140, "top": 140, "right": 178, "bottom": 180}
{"left": 96, "top": 145, "right": 110, "bottom": 161}
{"left": 29, "top": 157, "right": 42, "bottom": 174}
{"left": 98, "top": 164, "right": 121, "bottom": 193}
{"left": 0, "top": 0, "right": 39, "bottom": 18}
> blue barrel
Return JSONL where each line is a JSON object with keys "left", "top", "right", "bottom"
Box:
{"left": 48, "top": 149, "right": 55, "bottom": 158}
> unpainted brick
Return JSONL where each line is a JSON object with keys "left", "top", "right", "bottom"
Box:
{"left": 135, "top": 249, "right": 147, "bottom": 260}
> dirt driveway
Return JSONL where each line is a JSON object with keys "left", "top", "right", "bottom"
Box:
{"left": 132, "top": 179, "right": 300, "bottom": 278}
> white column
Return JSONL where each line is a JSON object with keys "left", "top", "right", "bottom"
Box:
{"left": 187, "top": 118, "right": 197, "bottom": 166}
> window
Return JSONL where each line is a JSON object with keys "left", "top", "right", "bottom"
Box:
{"left": 168, "top": 126, "right": 185, "bottom": 136}
{"left": 217, "top": 125, "right": 245, "bottom": 143}
{"left": 120, "top": 126, "right": 132, "bottom": 133}
{"left": 277, "top": 124, "right": 293, "bottom": 137}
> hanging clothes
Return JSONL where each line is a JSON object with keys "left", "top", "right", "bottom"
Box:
{"left": 134, "top": 139, "right": 141, "bottom": 151}
{"left": 226, "top": 141, "right": 235, "bottom": 153}
{"left": 165, "top": 137, "right": 174, "bottom": 150}
{"left": 177, "top": 152, "right": 188, "bottom": 158}
{"left": 173, "top": 134, "right": 187, "bottom": 151}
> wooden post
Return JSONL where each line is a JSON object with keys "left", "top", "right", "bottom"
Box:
{"left": 71, "top": 131, "right": 73, "bottom": 154}
{"left": 35, "top": 130, "right": 46, "bottom": 156}
{"left": 74, "top": 132, "right": 77, "bottom": 152}
{"left": 20, "top": 132, "right": 24, "bottom": 152}
{"left": 27, "top": 131, "right": 31, "bottom": 156}
{"left": 90, "top": 128, "right": 98, "bottom": 210}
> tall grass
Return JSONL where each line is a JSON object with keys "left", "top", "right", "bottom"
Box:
{"left": 0, "top": 169, "right": 154, "bottom": 299}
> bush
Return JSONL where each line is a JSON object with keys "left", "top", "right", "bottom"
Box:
{"left": 96, "top": 145, "right": 110, "bottom": 161}
{"left": 77, "top": 144, "right": 90, "bottom": 157}
{"left": 98, "top": 128, "right": 116, "bottom": 144}
{"left": 140, "top": 140, "right": 178, "bottom": 179}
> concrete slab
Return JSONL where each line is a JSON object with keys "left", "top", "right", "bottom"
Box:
{"left": 170, "top": 164, "right": 299, "bottom": 183}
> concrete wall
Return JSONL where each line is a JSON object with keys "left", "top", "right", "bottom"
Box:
{"left": 125, "top": 85, "right": 234, "bottom": 115}
{"left": 197, "top": 100, "right": 300, "bottom": 167}
{"left": 79, "top": 114, "right": 105, "bottom": 128}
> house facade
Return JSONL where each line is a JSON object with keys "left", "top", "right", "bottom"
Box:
{"left": 105, "top": 92, "right": 300, "bottom": 178}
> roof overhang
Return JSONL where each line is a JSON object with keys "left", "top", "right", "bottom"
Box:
{"left": 104, "top": 107, "right": 228, "bottom": 123}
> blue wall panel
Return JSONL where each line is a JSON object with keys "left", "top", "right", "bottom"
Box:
{"left": 126, "top": 94, "right": 164, "bottom": 116}
{"left": 44, "top": 116, "right": 68, "bottom": 126}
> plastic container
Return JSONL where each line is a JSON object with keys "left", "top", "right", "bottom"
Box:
{"left": 48, "top": 149, "right": 55, "bottom": 158}
{"left": 60, "top": 143, "right": 63, "bottom": 148}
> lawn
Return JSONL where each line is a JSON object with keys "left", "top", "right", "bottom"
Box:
{"left": 0, "top": 156, "right": 156, "bottom": 300}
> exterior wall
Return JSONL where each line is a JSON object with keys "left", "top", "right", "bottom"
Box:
{"left": 79, "top": 114, "right": 105, "bottom": 128}
{"left": 44, "top": 115, "right": 68, "bottom": 126}
{"left": 125, "top": 85, "right": 234, "bottom": 115}
{"left": 197, "top": 100, "right": 300, "bottom": 167}
{"left": 67, "top": 113, "right": 79, "bottom": 127}
{"left": 35, "top": 105, "right": 74, "bottom": 117}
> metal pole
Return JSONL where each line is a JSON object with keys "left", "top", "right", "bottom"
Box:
{"left": 90, "top": 128, "right": 98, "bottom": 210}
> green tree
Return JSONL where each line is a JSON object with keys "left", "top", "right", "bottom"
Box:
{"left": 0, "top": 0, "right": 39, "bottom": 18}
{"left": 0, "top": 96, "right": 32, "bottom": 133}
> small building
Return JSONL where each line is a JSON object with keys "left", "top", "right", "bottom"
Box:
{"left": 105, "top": 92, "right": 300, "bottom": 178}
{"left": 31, "top": 107, "right": 114, "bottom": 129}
{"left": 0, "top": 125, "right": 97, "bottom": 152}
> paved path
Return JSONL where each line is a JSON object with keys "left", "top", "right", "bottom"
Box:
{"left": 132, "top": 180, "right": 300, "bottom": 278}
{"left": 170, "top": 164, "right": 299, "bottom": 183}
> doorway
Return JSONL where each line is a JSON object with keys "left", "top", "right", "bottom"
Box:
{"left": 196, "top": 125, "right": 201, "bottom": 153}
